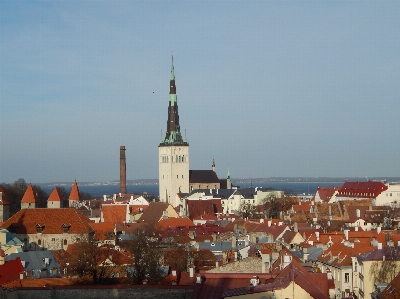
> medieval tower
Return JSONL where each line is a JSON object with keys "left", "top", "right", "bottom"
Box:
{"left": 158, "top": 56, "right": 189, "bottom": 207}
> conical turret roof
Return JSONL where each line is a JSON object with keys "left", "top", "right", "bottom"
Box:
{"left": 21, "top": 184, "right": 38, "bottom": 203}
{"left": 48, "top": 187, "right": 62, "bottom": 202}
{"left": 68, "top": 180, "right": 81, "bottom": 201}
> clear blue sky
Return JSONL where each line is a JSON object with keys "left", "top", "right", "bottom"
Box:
{"left": 1, "top": 1, "right": 399, "bottom": 184}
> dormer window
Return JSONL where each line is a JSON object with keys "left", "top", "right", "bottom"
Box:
{"left": 36, "top": 224, "right": 45, "bottom": 233}
{"left": 61, "top": 224, "right": 71, "bottom": 234}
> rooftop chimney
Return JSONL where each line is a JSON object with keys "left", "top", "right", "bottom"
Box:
{"left": 120, "top": 146, "right": 127, "bottom": 194}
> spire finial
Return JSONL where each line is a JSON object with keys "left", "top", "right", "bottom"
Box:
{"left": 170, "top": 53, "right": 175, "bottom": 80}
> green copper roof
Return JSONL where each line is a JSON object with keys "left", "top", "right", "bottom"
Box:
{"left": 227, "top": 168, "right": 231, "bottom": 180}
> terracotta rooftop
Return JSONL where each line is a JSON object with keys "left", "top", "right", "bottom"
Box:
{"left": 68, "top": 180, "right": 81, "bottom": 201}
{"left": 1, "top": 208, "right": 94, "bottom": 234}
{"left": 21, "top": 184, "right": 38, "bottom": 203}
{"left": 48, "top": 187, "right": 62, "bottom": 202}
{"left": 187, "top": 199, "right": 223, "bottom": 220}
{"left": 101, "top": 204, "right": 127, "bottom": 224}
{"left": 138, "top": 202, "right": 175, "bottom": 223}
{"left": 0, "top": 257, "right": 24, "bottom": 288}
{"left": 338, "top": 181, "right": 387, "bottom": 198}
{"left": 156, "top": 217, "right": 195, "bottom": 230}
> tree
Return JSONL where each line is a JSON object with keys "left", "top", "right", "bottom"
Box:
{"left": 237, "top": 202, "right": 256, "bottom": 219}
{"left": 0, "top": 178, "right": 47, "bottom": 216}
{"left": 164, "top": 247, "right": 189, "bottom": 273}
{"left": 120, "top": 226, "right": 165, "bottom": 284}
{"left": 369, "top": 258, "right": 400, "bottom": 285}
{"left": 70, "top": 235, "right": 119, "bottom": 284}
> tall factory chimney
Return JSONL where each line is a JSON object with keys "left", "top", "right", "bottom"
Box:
{"left": 120, "top": 146, "right": 127, "bottom": 194}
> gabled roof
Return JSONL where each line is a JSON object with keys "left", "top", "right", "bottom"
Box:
{"left": 68, "top": 180, "right": 81, "bottom": 201}
{"left": 0, "top": 208, "right": 94, "bottom": 234}
{"left": 101, "top": 204, "right": 127, "bottom": 224}
{"left": 0, "top": 186, "right": 10, "bottom": 205}
{"left": 338, "top": 180, "right": 387, "bottom": 198}
{"left": 6, "top": 250, "right": 60, "bottom": 273}
{"left": 377, "top": 271, "right": 400, "bottom": 299}
{"left": 317, "top": 243, "right": 376, "bottom": 267}
{"left": 187, "top": 199, "right": 223, "bottom": 220}
{"left": 219, "top": 258, "right": 329, "bottom": 299}
{"left": 357, "top": 246, "right": 400, "bottom": 262}
{"left": 138, "top": 202, "right": 175, "bottom": 223}
{"left": 189, "top": 170, "right": 220, "bottom": 184}
{"left": 0, "top": 257, "right": 23, "bottom": 288}
{"left": 48, "top": 187, "right": 62, "bottom": 202}
{"left": 315, "top": 187, "right": 340, "bottom": 202}
{"left": 21, "top": 184, "right": 38, "bottom": 203}
{"left": 156, "top": 217, "right": 195, "bottom": 230}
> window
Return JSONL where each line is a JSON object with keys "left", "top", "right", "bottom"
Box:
{"left": 345, "top": 272, "right": 349, "bottom": 283}
{"left": 38, "top": 239, "right": 41, "bottom": 245}
{"left": 64, "top": 239, "right": 67, "bottom": 245}
{"left": 51, "top": 238, "right": 55, "bottom": 241}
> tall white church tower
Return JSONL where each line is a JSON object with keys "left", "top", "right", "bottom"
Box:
{"left": 159, "top": 56, "right": 189, "bottom": 208}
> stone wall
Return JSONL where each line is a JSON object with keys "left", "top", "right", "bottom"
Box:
{"left": 13, "top": 285, "right": 194, "bottom": 299}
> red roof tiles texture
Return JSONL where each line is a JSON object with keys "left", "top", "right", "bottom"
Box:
{"left": 0, "top": 208, "right": 94, "bottom": 234}
{"left": 68, "top": 180, "right": 81, "bottom": 201}
{"left": 21, "top": 184, "right": 38, "bottom": 203}
{"left": 48, "top": 187, "right": 62, "bottom": 202}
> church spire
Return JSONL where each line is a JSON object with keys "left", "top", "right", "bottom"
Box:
{"left": 160, "top": 55, "right": 188, "bottom": 146}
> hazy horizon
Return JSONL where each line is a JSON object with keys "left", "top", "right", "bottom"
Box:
{"left": 1, "top": 2, "right": 399, "bottom": 183}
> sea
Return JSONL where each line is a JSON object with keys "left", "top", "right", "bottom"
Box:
{"left": 58, "top": 181, "right": 341, "bottom": 199}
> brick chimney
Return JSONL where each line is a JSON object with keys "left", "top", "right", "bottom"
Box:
{"left": 120, "top": 146, "right": 127, "bottom": 194}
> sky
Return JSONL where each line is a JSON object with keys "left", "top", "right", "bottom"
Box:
{"left": 1, "top": 1, "right": 400, "bottom": 184}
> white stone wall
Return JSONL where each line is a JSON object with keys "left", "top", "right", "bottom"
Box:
{"left": 375, "top": 184, "right": 400, "bottom": 206}
{"left": 159, "top": 145, "right": 189, "bottom": 208}
{"left": 16, "top": 232, "right": 92, "bottom": 251}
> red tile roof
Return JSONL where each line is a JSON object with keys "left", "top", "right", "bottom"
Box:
{"left": 21, "top": 184, "right": 38, "bottom": 203}
{"left": 0, "top": 257, "right": 24, "bottom": 287}
{"left": 68, "top": 180, "right": 81, "bottom": 201}
{"left": 48, "top": 187, "right": 62, "bottom": 202}
{"left": 156, "top": 217, "right": 195, "bottom": 230}
{"left": 101, "top": 205, "right": 127, "bottom": 224}
{"left": 315, "top": 187, "right": 340, "bottom": 202}
{"left": 0, "top": 208, "right": 94, "bottom": 234}
{"left": 187, "top": 199, "right": 223, "bottom": 220}
{"left": 338, "top": 181, "right": 387, "bottom": 198}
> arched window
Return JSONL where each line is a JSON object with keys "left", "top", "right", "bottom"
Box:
{"left": 38, "top": 239, "right": 41, "bottom": 246}
{"left": 64, "top": 239, "right": 67, "bottom": 245}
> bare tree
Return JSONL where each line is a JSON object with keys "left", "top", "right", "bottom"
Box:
{"left": 120, "top": 226, "right": 165, "bottom": 284}
{"left": 369, "top": 247, "right": 400, "bottom": 285}
{"left": 237, "top": 202, "right": 256, "bottom": 219}
{"left": 70, "top": 235, "right": 118, "bottom": 284}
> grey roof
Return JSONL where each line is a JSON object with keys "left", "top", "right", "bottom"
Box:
{"left": 198, "top": 240, "right": 247, "bottom": 252}
{"left": 5, "top": 250, "right": 61, "bottom": 278}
